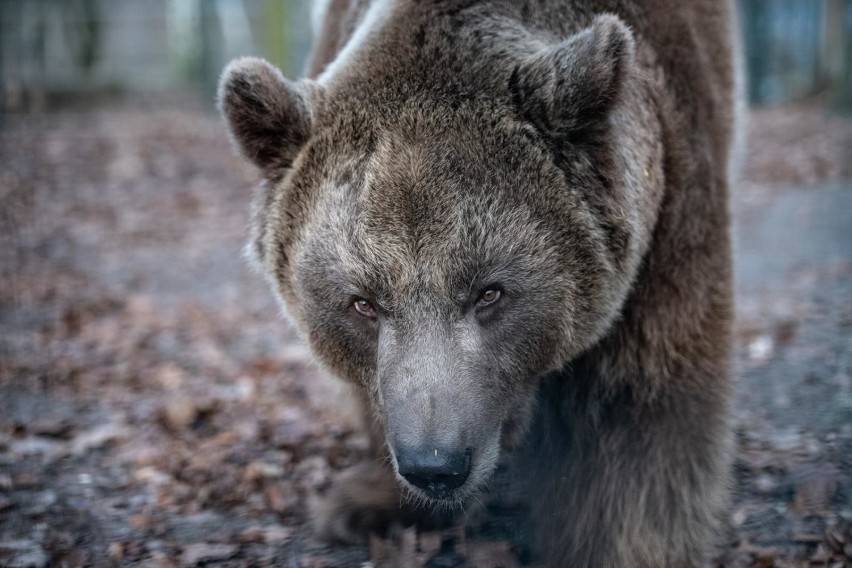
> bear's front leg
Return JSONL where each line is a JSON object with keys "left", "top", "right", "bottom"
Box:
{"left": 313, "top": 459, "right": 461, "bottom": 543}
{"left": 522, "top": 369, "right": 732, "bottom": 568}
{"left": 312, "top": 459, "right": 405, "bottom": 544}
{"left": 312, "top": 392, "right": 457, "bottom": 544}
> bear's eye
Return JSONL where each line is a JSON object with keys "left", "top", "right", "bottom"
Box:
{"left": 352, "top": 298, "right": 377, "bottom": 319}
{"left": 476, "top": 287, "right": 502, "bottom": 308}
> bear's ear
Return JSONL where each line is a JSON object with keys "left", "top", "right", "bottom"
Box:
{"left": 218, "top": 57, "right": 317, "bottom": 172}
{"left": 510, "top": 14, "right": 635, "bottom": 137}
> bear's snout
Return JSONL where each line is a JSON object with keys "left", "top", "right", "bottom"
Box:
{"left": 396, "top": 445, "right": 472, "bottom": 498}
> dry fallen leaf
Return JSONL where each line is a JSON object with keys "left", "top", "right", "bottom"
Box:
{"left": 71, "top": 423, "right": 128, "bottom": 455}
{"left": 179, "top": 543, "right": 238, "bottom": 566}
{"left": 790, "top": 464, "right": 841, "bottom": 513}
{"left": 159, "top": 397, "right": 198, "bottom": 432}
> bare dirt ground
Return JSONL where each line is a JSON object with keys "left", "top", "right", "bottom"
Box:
{"left": 1, "top": 95, "right": 851, "bottom": 567}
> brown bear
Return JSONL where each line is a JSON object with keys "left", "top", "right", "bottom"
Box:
{"left": 218, "top": 0, "right": 742, "bottom": 565}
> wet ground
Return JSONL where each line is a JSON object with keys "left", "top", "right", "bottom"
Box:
{"left": 0, "top": 96, "right": 851, "bottom": 567}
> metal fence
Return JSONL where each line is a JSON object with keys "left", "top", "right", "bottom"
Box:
{"left": 1, "top": 0, "right": 850, "bottom": 110}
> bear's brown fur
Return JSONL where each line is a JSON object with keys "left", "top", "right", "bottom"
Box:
{"left": 219, "top": 1, "right": 741, "bottom": 565}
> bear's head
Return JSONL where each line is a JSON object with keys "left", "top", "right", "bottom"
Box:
{"left": 220, "top": 14, "right": 653, "bottom": 503}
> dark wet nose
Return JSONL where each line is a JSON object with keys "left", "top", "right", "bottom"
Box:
{"left": 396, "top": 447, "right": 472, "bottom": 497}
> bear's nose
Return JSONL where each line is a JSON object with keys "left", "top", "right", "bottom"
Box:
{"left": 396, "top": 447, "right": 472, "bottom": 498}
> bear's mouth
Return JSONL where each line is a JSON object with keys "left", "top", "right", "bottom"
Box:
{"left": 403, "top": 467, "right": 471, "bottom": 501}
{"left": 406, "top": 478, "right": 464, "bottom": 500}
{"left": 398, "top": 474, "right": 471, "bottom": 504}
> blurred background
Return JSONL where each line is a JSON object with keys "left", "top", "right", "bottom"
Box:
{"left": 0, "top": 1, "right": 851, "bottom": 567}
{"left": 0, "top": 0, "right": 312, "bottom": 113}
{"left": 0, "top": 0, "right": 850, "bottom": 111}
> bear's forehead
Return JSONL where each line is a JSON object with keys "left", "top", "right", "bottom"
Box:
{"left": 356, "top": 129, "right": 541, "bottom": 245}
{"left": 315, "top": 175, "right": 554, "bottom": 304}
{"left": 299, "top": 174, "right": 544, "bottom": 306}
{"left": 295, "top": 102, "right": 571, "bottom": 300}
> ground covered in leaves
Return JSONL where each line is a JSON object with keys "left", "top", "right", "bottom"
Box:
{"left": 1, "top": 95, "right": 851, "bottom": 567}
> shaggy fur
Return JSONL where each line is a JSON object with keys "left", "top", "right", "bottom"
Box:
{"left": 219, "top": 1, "right": 739, "bottom": 565}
